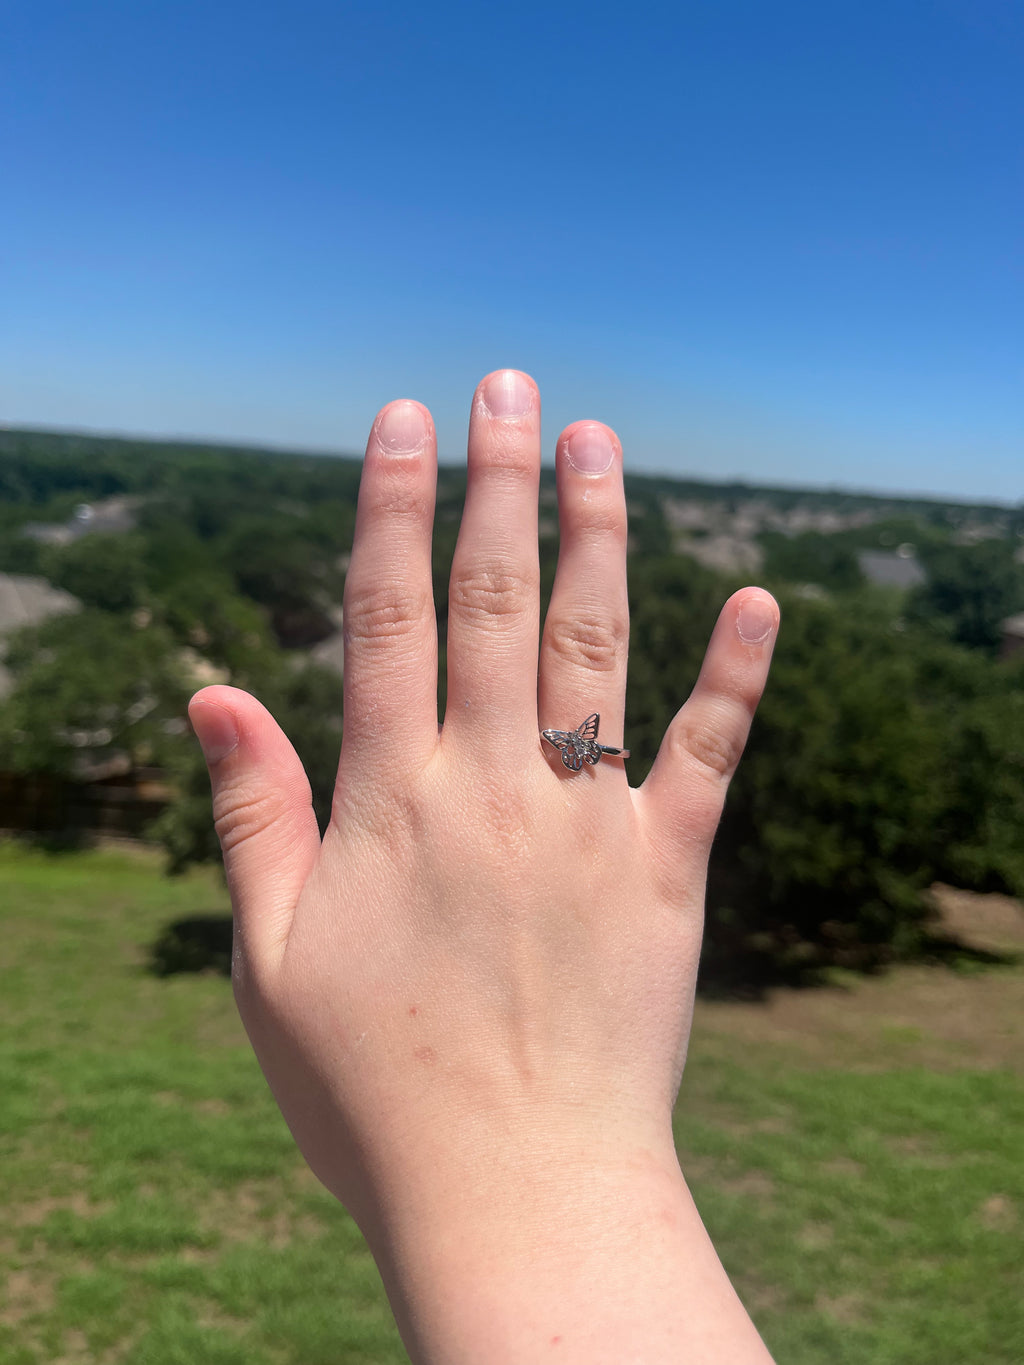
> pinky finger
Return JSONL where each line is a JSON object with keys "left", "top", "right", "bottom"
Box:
{"left": 637, "top": 589, "right": 779, "bottom": 894}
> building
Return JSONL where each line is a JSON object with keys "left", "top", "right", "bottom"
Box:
{"left": 0, "top": 573, "right": 81, "bottom": 698}
{"left": 999, "top": 613, "right": 1024, "bottom": 662}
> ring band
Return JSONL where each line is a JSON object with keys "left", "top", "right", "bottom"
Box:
{"left": 541, "top": 713, "right": 630, "bottom": 772}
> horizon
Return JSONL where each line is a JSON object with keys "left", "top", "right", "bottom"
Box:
{"left": 2, "top": 2, "right": 1021, "bottom": 504}
{"left": 5, "top": 418, "right": 1019, "bottom": 513}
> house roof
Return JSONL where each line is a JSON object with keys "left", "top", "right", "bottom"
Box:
{"left": 0, "top": 573, "right": 81, "bottom": 699}
{"left": 856, "top": 550, "right": 926, "bottom": 589}
{"left": 0, "top": 573, "right": 81, "bottom": 636}
{"left": 21, "top": 496, "right": 140, "bottom": 546}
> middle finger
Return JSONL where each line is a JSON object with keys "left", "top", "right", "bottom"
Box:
{"left": 443, "top": 370, "right": 542, "bottom": 746}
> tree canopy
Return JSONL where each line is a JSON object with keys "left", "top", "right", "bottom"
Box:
{"left": 2, "top": 426, "right": 1022, "bottom": 983}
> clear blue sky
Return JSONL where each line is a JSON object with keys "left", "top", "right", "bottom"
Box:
{"left": 2, "top": 1, "right": 1021, "bottom": 501}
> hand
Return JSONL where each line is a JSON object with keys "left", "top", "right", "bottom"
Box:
{"left": 189, "top": 370, "right": 779, "bottom": 1364}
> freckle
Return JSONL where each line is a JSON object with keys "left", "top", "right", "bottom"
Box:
{"left": 414, "top": 1045, "right": 436, "bottom": 1065}
{"left": 408, "top": 1006, "right": 418, "bottom": 1016}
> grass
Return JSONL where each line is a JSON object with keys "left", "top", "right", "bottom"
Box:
{"left": 1, "top": 842, "right": 1022, "bottom": 1363}
{"left": 0, "top": 843, "right": 403, "bottom": 1365}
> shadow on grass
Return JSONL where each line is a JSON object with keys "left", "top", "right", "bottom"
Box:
{"left": 697, "top": 955, "right": 834, "bottom": 1001}
{"left": 1, "top": 827, "right": 93, "bottom": 853}
{"left": 150, "top": 914, "right": 233, "bottom": 977}
{"left": 697, "top": 933, "right": 1020, "bottom": 1000}
{"left": 917, "top": 931, "right": 1021, "bottom": 972}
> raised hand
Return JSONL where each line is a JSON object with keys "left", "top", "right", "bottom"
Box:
{"left": 189, "top": 370, "right": 778, "bottom": 1364}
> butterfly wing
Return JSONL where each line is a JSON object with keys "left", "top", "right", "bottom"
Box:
{"left": 544, "top": 723, "right": 597, "bottom": 772}
{"left": 576, "top": 713, "right": 600, "bottom": 741}
{"left": 542, "top": 729, "right": 575, "bottom": 751}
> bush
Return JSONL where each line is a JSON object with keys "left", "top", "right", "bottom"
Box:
{"left": 627, "top": 569, "right": 1024, "bottom": 983}
{"left": 908, "top": 540, "right": 1024, "bottom": 652}
{"left": 709, "top": 594, "right": 1024, "bottom": 980}
{"left": 151, "top": 658, "right": 344, "bottom": 876}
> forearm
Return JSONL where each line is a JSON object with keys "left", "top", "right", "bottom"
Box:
{"left": 362, "top": 1131, "right": 774, "bottom": 1365}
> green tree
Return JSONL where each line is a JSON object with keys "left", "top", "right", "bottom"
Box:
{"left": 625, "top": 555, "right": 721, "bottom": 783}
{"left": 152, "top": 658, "right": 344, "bottom": 875}
{"left": 0, "top": 609, "right": 192, "bottom": 776}
{"left": 759, "top": 530, "right": 864, "bottom": 591}
{"left": 709, "top": 596, "right": 1024, "bottom": 979}
{"left": 709, "top": 595, "right": 948, "bottom": 978}
{"left": 149, "top": 570, "right": 277, "bottom": 677}
{"left": 908, "top": 540, "right": 1024, "bottom": 651}
{"left": 916, "top": 648, "right": 1024, "bottom": 895}
{"left": 627, "top": 571, "right": 1024, "bottom": 982}
{"left": 216, "top": 514, "right": 344, "bottom": 647}
{"left": 44, "top": 532, "right": 149, "bottom": 614}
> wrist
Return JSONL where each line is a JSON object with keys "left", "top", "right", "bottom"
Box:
{"left": 376, "top": 1133, "right": 681, "bottom": 1359}
{"left": 356, "top": 1121, "right": 771, "bottom": 1365}
{"left": 359, "top": 1091, "right": 677, "bottom": 1250}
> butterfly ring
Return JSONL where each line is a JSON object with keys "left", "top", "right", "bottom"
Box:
{"left": 541, "top": 714, "right": 630, "bottom": 772}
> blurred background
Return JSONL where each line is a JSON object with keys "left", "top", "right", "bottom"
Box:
{"left": 1, "top": 3, "right": 1022, "bottom": 1363}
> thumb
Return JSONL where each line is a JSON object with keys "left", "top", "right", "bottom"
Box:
{"left": 189, "top": 684, "right": 322, "bottom": 973}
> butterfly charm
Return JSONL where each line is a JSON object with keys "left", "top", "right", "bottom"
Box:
{"left": 542, "top": 713, "right": 602, "bottom": 771}
{"left": 541, "top": 713, "right": 629, "bottom": 772}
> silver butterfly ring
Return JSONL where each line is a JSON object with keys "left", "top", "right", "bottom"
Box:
{"left": 541, "top": 714, "right": 630, "bottom": 772}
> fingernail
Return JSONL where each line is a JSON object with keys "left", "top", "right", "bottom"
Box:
{"left": 565, "top": 424, "right": 614, "bottom": 475}
{"left": 736, "top": 597, "right": 777, "bottom": 645}
{"left": 190, "top": 702, "right": 239, "bottom": 766}
{"left": 481, "top": 370, "right": 533, "bottom": 419}
{"left": 374, "top": 400, "right": 430, "bottom": 454}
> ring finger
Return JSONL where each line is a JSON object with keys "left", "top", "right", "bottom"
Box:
{"left": 538, "top": 421, "right": 629, "bottom": 770}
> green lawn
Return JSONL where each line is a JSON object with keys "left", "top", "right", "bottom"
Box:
{"left": 1, "top": 843, "right": 1021, "bottom": 1363}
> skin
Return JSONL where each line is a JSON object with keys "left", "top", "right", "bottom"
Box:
{"left": 189, "top": 370, "right": 779, "bottom": 1364}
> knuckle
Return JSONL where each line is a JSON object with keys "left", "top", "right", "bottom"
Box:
{"left": 473, "top": 438, "right": 537, "bottom": 480}
{"left": 545, "top": 614, "right": 626, "bottom": 673}
{"left": 369, "top": 476, "right": 432, "bottom": 522}
{"left": 213, "top": 783, "right": 285, "bottom": 856}
{"left": 450, "top": 566, "right": 535, "bottom": 627}
{"left": 475, "top": 778, "right": 533, "bottom": 851}
{"left": 670, "top": 715, "right": 744, "bottom": 783}
{"left": 333, "top": 777, "right": 423, "bottom": 851}
{"left": 573, "top": 506, "right": 628, "bottom": 545}
{"left": 343, "top": 581, "right": 431, "bottom": 646}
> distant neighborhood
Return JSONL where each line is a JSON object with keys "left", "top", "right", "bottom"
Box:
{"left": 0, "top": 427, "right": 1022, "bottom": 856}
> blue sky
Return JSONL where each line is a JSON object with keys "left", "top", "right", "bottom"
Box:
{"left": 1, "top": 1, "right": 1021, "bottom": 501}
